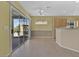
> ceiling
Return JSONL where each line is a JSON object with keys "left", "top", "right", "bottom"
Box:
{"left": 19, "top": 1, "right": 79, "bottom": 16}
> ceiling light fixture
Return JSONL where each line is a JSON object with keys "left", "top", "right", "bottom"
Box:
{"left": 39, "top": 9, "right": 44, "bottom": 16}
{"left": 38, "top": 6, "right": 50, "bottom": 16}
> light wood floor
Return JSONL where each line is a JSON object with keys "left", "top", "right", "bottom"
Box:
{"left": 11, "top": 37, "right": 79, "bottom": 57}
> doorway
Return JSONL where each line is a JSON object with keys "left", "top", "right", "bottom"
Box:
{"left": 11, "top": 8, "right": 29, "bottom": 51}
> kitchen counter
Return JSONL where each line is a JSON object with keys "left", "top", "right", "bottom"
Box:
{"left": 56, "top": 27, "right": 79, "bottom": 53}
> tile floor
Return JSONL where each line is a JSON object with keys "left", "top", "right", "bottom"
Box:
{"left": 11, "top": 38, "right": 79, "bottom": 57}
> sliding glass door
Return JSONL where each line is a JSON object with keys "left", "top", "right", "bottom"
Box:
{"left": 12, "top": 17, "right": 20, "bottom": 50}
{"left": 11, "top": 8, "right": 30, "bottom": 51}
{"left": 19, "top": 17, "right": 28, "bottom": 43}
{"left": 19, "top": 17, "right": 26, "bottom": 44}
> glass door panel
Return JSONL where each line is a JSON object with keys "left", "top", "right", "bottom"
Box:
{"left": 12, "top": 18, "right": 20, "bottom": 50}
{"left": 19, "top": 18, "right": 25, "bottom": 44}
{"left": 23, "top": 18, "right": 27, "bottom": 42}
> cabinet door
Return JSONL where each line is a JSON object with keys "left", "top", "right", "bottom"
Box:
{"left": 54, "top": 16, "right": 67, "bottom": 28}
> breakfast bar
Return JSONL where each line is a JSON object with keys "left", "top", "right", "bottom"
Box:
{"left": 56, "top": 28, "right": 79, "bottom": 52}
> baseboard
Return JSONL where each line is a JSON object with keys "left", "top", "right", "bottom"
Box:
{"left": 56, "top": 41, "right": 79, "bottom": 53}
{"left": 31, "top": 31, "right": 52, "bottom": 36}
{"left": 7, "top": 51, "right": 12, "bottom": 57}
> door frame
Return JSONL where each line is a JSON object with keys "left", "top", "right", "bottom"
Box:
{"left": 9, "top": 6, "right": 22, "bottom": 52}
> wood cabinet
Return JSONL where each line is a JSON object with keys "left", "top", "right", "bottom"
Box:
{"left": 54, "top": 16, "right": 67, "bottom": 28}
